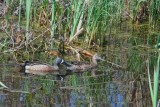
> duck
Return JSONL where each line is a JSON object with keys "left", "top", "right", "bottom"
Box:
{"left": 62, "top": 53, "right": 104, "bottom": 73}
{"left": 20, "top": 57, "right": 65, "bottom": 75}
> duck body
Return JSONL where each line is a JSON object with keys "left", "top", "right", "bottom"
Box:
{"left": 65, "top": 62, "right": 95, "bottom": 72}
{"left": 21, "top": 57, "right": 64, "bottom": 75}
{"left": 62, "top": 53, "right": 104, "bottom": 73}
{"left": 25, "top": 62, "right": 59, "bottom": 75}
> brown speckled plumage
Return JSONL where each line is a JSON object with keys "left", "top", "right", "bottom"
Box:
{"left": 22, "top": 57, "right": 64, "bottom": 75}
{"left": 62, "top": 53, "right": 104, "bottom": 73}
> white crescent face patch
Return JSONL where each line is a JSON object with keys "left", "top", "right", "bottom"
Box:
{"left": 60, "top": 59, "right": 64, "bottom": 64}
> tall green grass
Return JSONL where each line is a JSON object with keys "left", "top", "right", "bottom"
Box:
{"left": 25, "top": 0, "right": 32, "bottom": 46}
{"left": 86, "top": 0, "right": 100, "bottom": 45}
{"left": 2, "top": 0, "right": 160, "bottom": 48}
{"left": 148, "top": 56, "right": 159, "bottom": 107}
{"left": 33, "top": 0, "right": 37, "bottom": 28}
{"left": 149, "top": 0, "right": 160, "bottom": 27}
{"left": 148, "top": 33, "right": 160, "bottom": 107}
{"left": 69, "top": 0, "right": 85, "bottom": 41}
{"left": 5, "top": 0, "right": 10, "bottom": 31}
{"left": 17, "top": 0, "right": 22, "bottom": 31}
{"left": 51, "top": 0, "right": 55, "bottom": 49}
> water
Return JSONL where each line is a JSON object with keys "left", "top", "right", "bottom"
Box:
{"left": 0, "top": 62, "right": 152, "bottom": 107}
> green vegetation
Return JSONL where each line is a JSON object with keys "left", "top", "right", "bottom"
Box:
{"left": 0, "top": 0, "right": 160, "bottom": 106}
{"left": 1, "top": 0, "right": 160, "bottom": 49}
{"left": 18, "top": 0, "right": 22, "bottom": 31}
{"left": 50, "top": 0, "right": 55, "bottom": 49}
{"left": 25, "top": 0, "right": 32, "bottom": 46}
{"left": 148, "top": 33, "right": 160, "bottom": 107}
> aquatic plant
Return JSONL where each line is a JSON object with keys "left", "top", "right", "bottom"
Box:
{"left": 17, "top": 0, "right": 22, "bottom": 31}
{"left": 69, "top": 0, "right": 85, "bottom": 41}
{"left": 147, "top": 56, "right": 159, "bottom": 107}
{"left": 50, "top": 0, "right": 55, "bottom": 49}
{"left": 148, "top": 33, "right": 160, "bottom": 107}
{"left": 4, "top": 0, "right": 10, "bottom": 30}
{"left": 149, "top": 0, "right": 160, "bottom": 27}
{"left": 25, "top": 0, "right": 32, "bottom": 46}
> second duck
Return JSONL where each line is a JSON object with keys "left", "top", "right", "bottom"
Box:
{"left": 62, "top": 53, "right": 104, "bottom": 73}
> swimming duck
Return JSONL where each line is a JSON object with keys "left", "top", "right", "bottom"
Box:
{"left": 20, "top": 57, "right": 65, "bottom": 75}
{"left": 62, "top": 53, "right": 104, "bottom": 73}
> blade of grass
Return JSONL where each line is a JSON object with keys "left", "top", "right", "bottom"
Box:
{"left": 25, "top": 0, "right": 32, "bottom": 47}
{"left": 148, "top": 33, "right": 160, "bottom": 107}
{"left": 5, "top": 0, "right": 10, "bottom": 31}
{"left": 0, "top": 81, "right": 8, "bottom": 89}
{"left": 51, "top": 0, "right": 55, "bottom": 49}
{"left": 18, "top": 0, "right": 22, "bottom": 31}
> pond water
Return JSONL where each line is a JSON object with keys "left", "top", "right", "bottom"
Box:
{"left": 0, "top": 60, "right": 152, "bottom": 107}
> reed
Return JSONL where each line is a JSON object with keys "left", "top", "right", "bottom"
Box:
{"left": 17, "top": 0, "right": 22, "bottom": 31}
{"left": 50, "top": 0, "right": 55, "bottom": 49}
{"left": 33, "top": 0, "right": 37, "bottom": 28}
{"left": 149, "top": 0, "right": 160, "bottom": 27}
{"left": 69, "top": 0, "right": 85, "bottom": 41}
{"left": 0, "top": 81, "right": 8, "bottom": 89}
{"left": 148, "top": 57, "right": 159, "bottom": 107}
{"left": 85, "top": 0, "right": 97, "bottom": 44}
{"left": 148, "top": 34, "right": 160, "bottom": 107}
{"left": 25, "top": 0, "right": 32, "bottom": 46}
{"left": 5, "top": 0, "right": 10, "bottom": 30}
{"left": 0, "top": 38, "right": 8, "bottom": 51}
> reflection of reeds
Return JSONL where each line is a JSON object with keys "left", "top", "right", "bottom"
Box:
{"left": 127, "top": 49, "right": 143, "bottom": 73}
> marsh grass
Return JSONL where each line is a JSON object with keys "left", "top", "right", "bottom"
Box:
{"left": 148, "top": 56, "right": 159, "bottom": 107}
{"left": 0, "top": 1, "right": 160, "bottom": 106}
{"left": 149, "top": 0, "right": 160, "bottom": 27}
{"left": 0, "top": 81, "right": 8, "bottom": 89}
{"left": 1, "top": 0, "right": 159, "bottom": 51}
{"left": 147, "top": 33, "right": 160, "bottom": 107}
{"left": 4, "top": 0, "right": 10, "bottom": 31}
{"left": 50, "top": 0, "right": 55, "bottom": 49}
{"left": 17, "top": 0, "right": 22, "bottom": 31}
{"left": 25, "top": 0, "right": 32, "bottom": 46}
{"left": 70, "top": 0, "right": 85, "bottom": 40}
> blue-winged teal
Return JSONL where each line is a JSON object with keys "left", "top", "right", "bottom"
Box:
{"left": 62, "top": 53, "right": 104, "bottom": 73}
{"left": 21, "top": 57, "right": 65, "bottom": 75}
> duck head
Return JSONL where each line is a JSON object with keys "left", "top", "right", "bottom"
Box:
{"left": 53, "top": 57, "right": 68, "bottom": 67}
{"left": 93, "top": 53, "right": 105, "bottom": 61}
{"left": 54, "top": 57, "right": 73, "bottom": 68}
{"left": 54, "top": 56, "right": 72, "bottom": 68}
